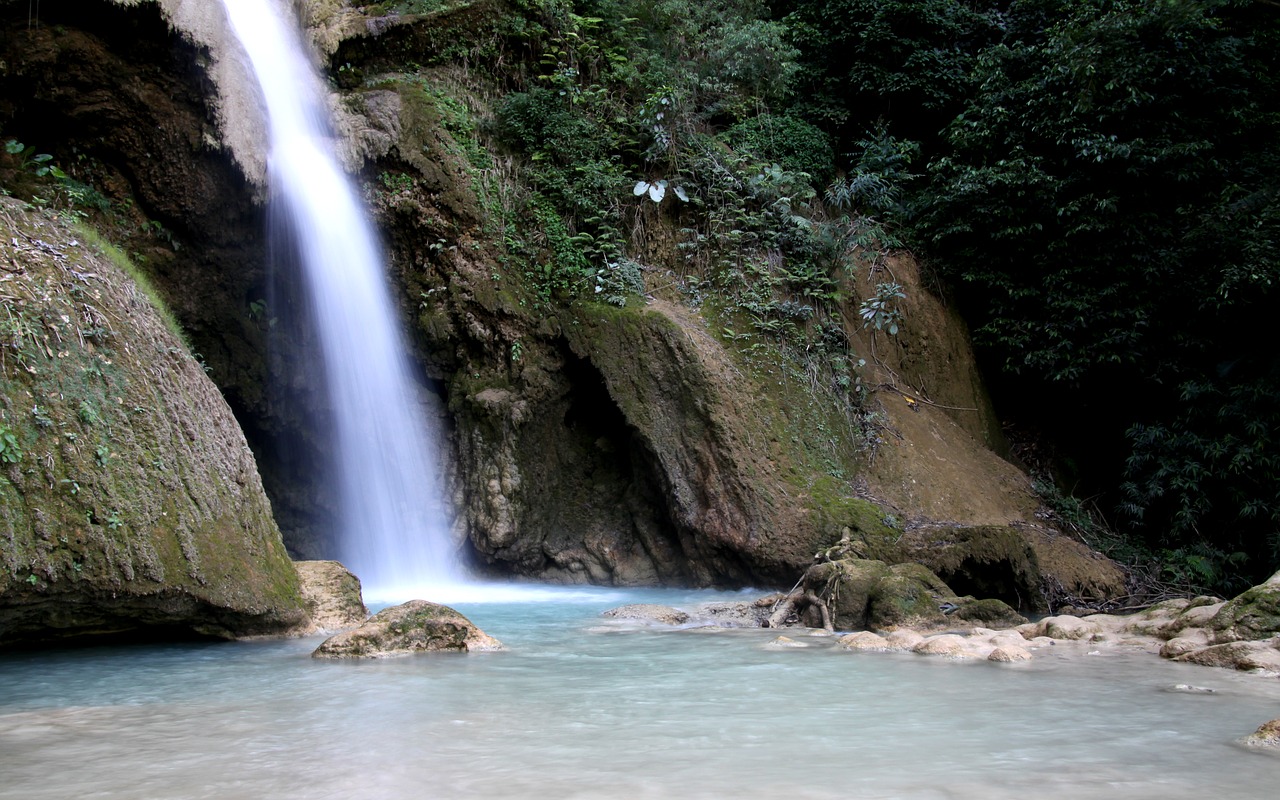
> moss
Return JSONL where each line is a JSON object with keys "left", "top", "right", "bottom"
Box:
{"left": 72, "top": 224, "right": 192, "bottom": 353}
{"left": 1210, "top": 581, "right": 1280, "bottom": 642}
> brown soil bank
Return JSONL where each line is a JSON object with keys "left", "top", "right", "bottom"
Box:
{"left": 0, "top": 200, "right": 305, "bottom": 646}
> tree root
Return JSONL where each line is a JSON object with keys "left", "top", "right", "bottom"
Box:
{"left": 765, "top": 590, "right": 833, "bottom": 631}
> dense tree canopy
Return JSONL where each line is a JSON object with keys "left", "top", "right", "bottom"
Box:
{"left": 776, "top": 0, "right": 1280, "bottom": 586}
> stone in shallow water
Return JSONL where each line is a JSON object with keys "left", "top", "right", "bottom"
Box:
{"left": 913, "top": 634, "right": 979, "bottom": 658}
{"left": 988, "top": 645, "right": 1033, "bottom": 663}
{"left": 600, "top": 604, "right": 691, "bottom": 626}
{"left": 838, "top": 631, "right": 891, "bottom": 651}
{"left": 312, "top": 600, "right": 503, "bottom": 659}
{"left": 1244, "top": 719, "right": 1280, "bottom": 749}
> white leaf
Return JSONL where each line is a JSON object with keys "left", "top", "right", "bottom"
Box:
{"left": 673, "top": 186, "right": 689, "bottom": 202}
{"left": 648, "top": 182, "right": 666, "bottom": 203}
{"left": 633, "top": 181, "right": 650, "bottom": 196}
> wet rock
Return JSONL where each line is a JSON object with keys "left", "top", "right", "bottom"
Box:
{"left": 687, "top": 599, "right": 775, "bottom": 628}
{"left": 1244, "top": 719, "right": 1280, "bottom": 749}
{"left": 1160, "top": 637, "right": 1207, "bottom": 658}
{"left": 312, "top": 600, "right": 502, "bottom": 659}
{"left": 1021, "top": 615, "right": 1103, "bottom": 641}
{"left": 796, "top": 559, "right": 955, "bottom": 630}
{"left": 987, "top": 631, "right": 1030, "bottom": 649}
{"left": 988, "top": 645, "right": 1033, "bottom": 663}
{"left": 838, "top": 631, "right": 891, "bottom": 651}
{"left": 0, "top": 201, "right": 306, "bottom": 646}
{"left": 946, "top": 597, "right": 1027, "bottom": 628}
{"left": 601, "top": 604, "right": 691, "bottom": 626}
{"left": 1209, "top": 571, "right": 1280, "bottom": 643}
{"left": 913, "top": 634, "right": 978, "bottom": 658}
{"left": 294, "top": 561, "right": 367, "bottom": 633}
{"left": 883, "top": 629, "right": 925, "bottom": 651}
{"left": 1168, "top": 601, "right": 1226, "bottom": 635}
{"left": 1171, "top": 640, "right": 1273, "bottom": 671}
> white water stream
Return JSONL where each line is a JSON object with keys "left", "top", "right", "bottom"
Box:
{"left": 219, "top": 0, "right": 459, "bottom": 601}
{"left": 1, "top": 588, "right": 1279, "bottom": 799}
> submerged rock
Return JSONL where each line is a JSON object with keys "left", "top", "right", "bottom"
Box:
{"left": 312, "top": 600, "right": 503, "bottom": 659}
{"left": 294, "top": 561, "right": 367, "bottom": 633}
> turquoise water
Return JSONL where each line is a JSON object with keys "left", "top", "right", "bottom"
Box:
{"left": 1, "top": 586, "right": 1278, "bottom": 799}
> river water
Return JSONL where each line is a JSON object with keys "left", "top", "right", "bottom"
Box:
{"left": 1, "top": 587, "right": 1277, "bottom": 799}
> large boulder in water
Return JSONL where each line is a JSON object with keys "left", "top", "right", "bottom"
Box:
{"left": 312, "top": 600, "right": 503, "bottom": 658}
{"left": 0, "top": 201, "right": 306, "bottom": 645}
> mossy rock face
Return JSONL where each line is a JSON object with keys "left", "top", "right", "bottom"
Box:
{"left": 312, "top": 599, "right": 503, "bottom": 658}
{"left": 1209, "top": 571, "right": 1280, "bottom": 642}
{"left": 0, "top": 201, "right": 305, "bottom": 646}
{"left": 803, "top": 560, "right": 891, "bottom": 629}
{"left": 895, "top": 525, "right": 1126, "bottom": 613}
{"left": 869, "top": 569, "right": 950, "bottom": 630}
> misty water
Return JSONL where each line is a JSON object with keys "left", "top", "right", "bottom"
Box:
{"left": 2, "top": 586, "right": 1278, "bottom": 800}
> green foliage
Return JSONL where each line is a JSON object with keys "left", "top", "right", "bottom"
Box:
{"left": 825, "top": 125, "right": 920, "bottom": 217}
{"left": 858, "top": 282, "right": 905, "bottom": 336}
{"left": 723, "top": 114, "right": 834, "bottom": 187}
{"left": 842, "top": 0, "right": 1280, "bottom": 579}
{"left": 0, "top": 424, "right": 21, "bottom": 464}
{"left": 773, "top": 0, "right": 1000, "bottom": 141}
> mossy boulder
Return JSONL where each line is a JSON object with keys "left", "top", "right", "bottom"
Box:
{"left": 800, "top": 558, "right": 957, "bottom": 630}
{"left": 0, "top": 201, "right": 306, "bottom": 645}
{"left": 946, "top": 597, "right": 1027, "bottom": 628}
{"left": 312, "top": 599, "right": 503, "bottom": 658}
{"left": 1210, "top": 571, "right": 1280, "bottom": 643}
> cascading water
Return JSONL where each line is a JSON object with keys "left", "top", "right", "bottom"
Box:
{"left": 219, "top": 0, "right": 461, "bottom": 601}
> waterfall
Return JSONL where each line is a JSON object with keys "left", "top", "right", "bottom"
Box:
{"left": 219, "top": 0, "right": 461, "bottom": 601}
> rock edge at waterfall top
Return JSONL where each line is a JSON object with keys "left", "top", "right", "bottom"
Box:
{"left": 312, "top": 599, "right": 503, "bottom": 659}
